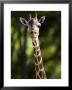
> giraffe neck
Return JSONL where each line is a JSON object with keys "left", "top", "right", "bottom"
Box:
{"left": 31, "top": 36, "right": 46, "bottom": 79}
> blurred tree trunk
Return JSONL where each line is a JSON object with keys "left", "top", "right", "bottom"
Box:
{"left": 15, "top": 18, "right": 28, "bottom": 79}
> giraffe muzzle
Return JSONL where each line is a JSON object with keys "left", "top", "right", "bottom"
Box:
{"left": 30, "top": 31, "right": 39, "bottom": 38}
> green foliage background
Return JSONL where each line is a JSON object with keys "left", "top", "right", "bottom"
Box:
{"left": 11, "top": 11, "right": 61, "bottom": 79}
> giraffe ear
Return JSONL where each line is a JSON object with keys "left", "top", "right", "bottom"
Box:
{"left": 19, "top": 17, "right": 28, "bottom": 26}
{"left": 39, "top": 16, "right": 45, "bottom": 24}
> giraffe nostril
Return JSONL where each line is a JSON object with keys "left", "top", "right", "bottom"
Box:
{"left": 35, "top": 32, "right": 37, "bottom": 34}
{"left": 31, "top": 32, "right": 33, "bottom": 34}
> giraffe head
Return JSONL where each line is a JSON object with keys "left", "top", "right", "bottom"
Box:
{"left": 19, "top": 13, "right": 45, "bottom": 37}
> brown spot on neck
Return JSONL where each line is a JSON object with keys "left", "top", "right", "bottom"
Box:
{"left": 33, "top": 48, "right": 36, "bottom": 53}
{"left": 35, "top": 57, "right": 38, "bottom": 64}
{"left": 37, "top": 51, "right": 39, "bottom": 55}
{"left": 39, "top": 62, "right": 43, "bottom": 69}
{"left": 39, "top": 71, "right": 43, "bottom": 78}
{"left": 35, "top": 65, "right": 39, "bottom": 72}
{"left": 32, "top": 42, "right": 36, "bottom": 46}
{"left": 37, "top": 55, "right": 41, "bottom": 62}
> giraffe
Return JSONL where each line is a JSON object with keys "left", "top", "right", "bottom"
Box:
{"left": 19, "top": 13, "right": 46, "bottom": 79}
